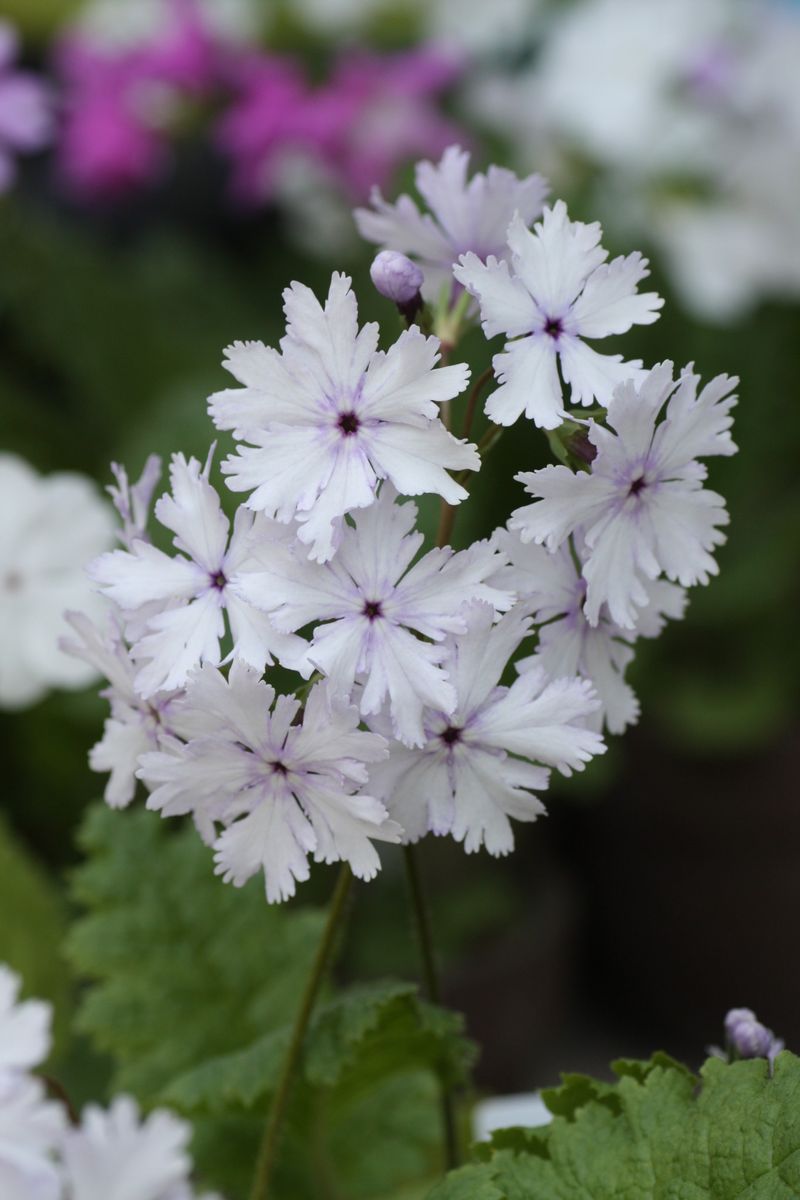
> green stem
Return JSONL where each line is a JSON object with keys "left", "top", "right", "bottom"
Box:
{"left": 402, "top": 845, "right": 460, "bottom": 1170}
{"left": 249, "top": 864, "right": 354, "bottom": 1200}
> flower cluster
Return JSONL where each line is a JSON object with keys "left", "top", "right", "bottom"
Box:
{"left": 67, "top": 144, "right": 736, "bottom": 902}
{"left": 0, "top": 963, "right": 218, "bottom": 1199}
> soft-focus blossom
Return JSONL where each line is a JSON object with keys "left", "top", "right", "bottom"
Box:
{"left": 61, "top": 1094, "right": 215, "bottom": 1200}
{"left": 511, "top": 362, "right": 737, "bottom": 629}
{"left": 0, "top": 454, "right": 115, "bottom": 710}
{"left": 0, "top": 21, "right": 52, "bottom": 191}
{"left": 74, "top": 0, "right": 258, "bottom": 48}
{"left": 209, "top": 273, "right": 476, "bottom": 562}
{"left": 217, "top": 46, "right": 464, "bottom": 209}
{"left": 140, "top": 664, "right": 401, "bottom": 902}
{"left": 493, "top": 529, "right": 686, "bottom": 733}
{"left": 0, "top": 966, "right": 52, "bottom": 1075}
{"left": 454, "top": 201, "right": 663, "bottom": 428}
{"left": 0, "top": 966, "right": 62, "bottom": 1200}
{"left": 0, "top": 1074, "right": 64, "bottom": 1200}
{"left": 237, "top": 488, "right": 513, "bottom": 747}
{"left": 368, "top": 602, "right": 604, "bottom": 854}
{"left": 89, "top": 453, "right": 309, "bottom": 697}
{"left": 724, "top": 1007, "right": 783, "bottom": 1066}
{"left": 355, "top": 144, "right": 548, "bottom": 304}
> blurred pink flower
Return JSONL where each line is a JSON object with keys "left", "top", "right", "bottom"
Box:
{"left": 217, "top": 44, "right": 467, "bottom": 207}
{"left": 55, "top": 0, "right": 222, "bottom": 201}
{"left": 0, "top": 21, "right": 53, "bottom": 191}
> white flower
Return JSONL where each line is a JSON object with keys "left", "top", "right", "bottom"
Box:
{"left": 0, "top": 1073, "right": 63, "bottom": 1200}
{"left": 0, "top": 453, "right": 115, "bottom": 710}
{"left": 354, "top": 145, "right": 548, "bottom": 303}
{"left": 208, "top": 272, "right": 477, "bottom": 562}
{"left": 139, "top": 663, "right": 401, "bottom": 903}
{"left": 61, "top": 611, "right": 189, "bottom": 810}
{"left": 61, "top": 1095, "right": 204, "bottom": 1200}
{"left": 367, "top": 603, "right": 604, "bottom": 855}
{"left": 493, "top": 529, "right": 686, "bottom": 733}
{"left": 106, "top": 455, "right": 162, "bottom": 551}
{"left": 89, "top": 453, "right": 310, "bottom": 697}
{"left": 0, "top": 965, "right": 52, "bottom": 1075}
{"left": 237, "top": 487, "right": 513, "bottom": 747}
{"left": 453, "top": 201, "right": 663, "bottom": 428}
{"left": 511, "top": 362, "right": 737, "bottom": 629}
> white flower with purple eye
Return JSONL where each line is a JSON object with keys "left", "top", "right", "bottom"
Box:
{"left": 139, "top": 663, "right": 400, "bottom": 903}
{"left": 61, "top": 1094, "right": 218, "bottom": 1200}
{"left": 367, "top": 603, "right": 604, "bottom": 855}
{"left": 493, "top": 529, "right": 687, "bottom": 733}
{"left": 355, "top": 144, "right": 549, "bottom": 304}
{"left": 511, "top": 362, "right": 737, "bottom": 629}
{"left": 236, "top": 487, "right": 513, "bottom": 748}
{"left": 453, "top": 200, "right": 663, "bottom": 429}
{"left": 89, "top": 452, "right": 310, "bottom": 697}
{"left": 208, "top": 272, "right": 477, "bottom": 563}
{"left": 61, "top": 611, "right": 189, "bottom": 810}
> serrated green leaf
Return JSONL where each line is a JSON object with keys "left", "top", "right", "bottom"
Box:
{"left": 430, "top": 1052, "right": 800, "bottom": 1199}
{"left": 66, "top": 804, "right": 325, "bottom": 1101}
{"left": 427, "top": 1163, "right": 504, "bottom": 1200}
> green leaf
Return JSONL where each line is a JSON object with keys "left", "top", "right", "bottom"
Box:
{"left": 164, "top": 979, "right": 475, "bottom": 1113}
{"left": 66, "top": 804, "right": 326, "bottom": 1101}
{"left": 0, "top": 813, "right": 70, "bottom": 1053}
{"left": 430, "top": 1051, "right": 800, "bottom": 1199}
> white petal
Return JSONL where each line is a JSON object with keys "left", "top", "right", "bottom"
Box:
{"left": 488, "top": 335, "right": 563, "bottom": 428}
{"left": 568, "top": 251, "right": 663, "bottom": 337}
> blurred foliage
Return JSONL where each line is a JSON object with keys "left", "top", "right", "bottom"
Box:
{"left": 67, "top": 805, "right": 475, "bottom": 1198}
{"left": 0, "top": 812, "right": 71, "bottom": 1053}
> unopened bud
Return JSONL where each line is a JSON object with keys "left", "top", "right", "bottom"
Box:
{"left": 724, "top": 1008, "right": 779, "bottom": 1059}
{"left": 370, "top": 251, "right": 424, "bottom": 319}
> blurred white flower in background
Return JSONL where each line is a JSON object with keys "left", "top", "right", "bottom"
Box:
{"left": 72, "top": 0, "right": 260, "bottom": 47}
{"left": 467, "top": 0, "right": 800, "bottom": 322}
{"left": 0, "top": 454, "right": 114, "bottom": 710}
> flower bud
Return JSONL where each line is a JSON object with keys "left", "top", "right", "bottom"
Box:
{"left": 370, "top": 251, "right": 423, "bottom": 318}
{"left": 724, "top": 1008, "right": 778, "bottom": 1059}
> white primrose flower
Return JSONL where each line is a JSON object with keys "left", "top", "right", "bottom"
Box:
{"left": 0, "top": 453, "right": 115, "bottom": 710}
{"left": 139, "top": 663, "right": 402, "bottom": 903}
{"left": 61, "top": 1095, "right": 218, "bottom": 1200}
{"left": 0, "top": 1073, "right": 64, "bottom": 1200}
{"left": 367, "top": 603, "right": 605, "bottom": 855}
{"left": 61, "top": 611, "right": 189, "bottom": 810}
{"left": 493, "top": 529, "right": 687, "bottom": 733}
{"left": 354, "top": 144, "right": 549, "bottom": 303}
{"left": 236, "top": 487, "right": 514, "bottom": 747}
{"left": 511, "top": 362, "right": 737, "bottom": 629}
{"left": 453, "top": 201, "right": 663, "bottom": 428}
{"left": 89, "top": 453, "right": 310, "bottom": 697}
{"left": 208, "top": 272, "right": 478, "bottom": 562}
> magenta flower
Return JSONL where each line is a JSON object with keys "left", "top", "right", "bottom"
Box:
{"left": 0, "top": 21, "right": 52, "bottom": 191}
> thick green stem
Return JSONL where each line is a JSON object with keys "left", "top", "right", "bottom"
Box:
{"left": 249, "top": 864, "right": 354, "bottom": 1200}
{"left": 402, "top": 844, "right": 460, "bottom": 1170}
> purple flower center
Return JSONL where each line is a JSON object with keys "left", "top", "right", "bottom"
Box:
{"left": 210, "top": 570, "right": 227, "bottom": 590}
{"left": 628, "top": 475, "right": 646, "bottom": 497}
{"left": 363, "top": 600, "right": 383, "bottom": 621}
{"left": 338, "top": 411, "right": 360, "bottom": 436}
{"left": 440, "top": 725, "right": 462, "bottom": 746}
{"left": 544, "top": 317, "right": 563, "bottom": 339}
{"left": 270, "top": 761, "right": 288, "bottom": 776}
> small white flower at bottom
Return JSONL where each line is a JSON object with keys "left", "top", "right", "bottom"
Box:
{"left": 0, "top": 1073, "right": 64, "bottom": 1200}
{"left": 367, "top": 602, "right": 605, "bottom": 855}
{"left": 61, "top": 1094, "right": 218, "bottom": 1200}
{"left": 139, "top": 663, "right": 401, "bottom": 903}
